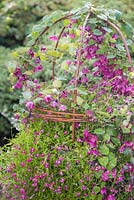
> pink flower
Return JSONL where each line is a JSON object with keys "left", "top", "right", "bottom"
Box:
{"left": 69, "top": 33, "right": 75, "bottom": 38}
{"left": 41, "top": 46, "right": 47, "bottom": 51}
{"left": 101, "top": 171, "right": 109, "bottom": 181}
{"left": 49, "top": 35, "right": 58, "bottom": 41}
{"left": 59, "top": 105, "right": 67, "bottom": 111}
{"left": 86, "top": 110, "right": 94, "bottom": 118}
{"left": 82, "top": 67, "right": 89, "bottom": 74}
{"left": 100, "top": 187, "right": 107, "bottom": 195}
{"left": 50, "top": 101, "right": 58, "bottom": 108}
{"left": 82, "top": 185, "right": 87, "bottom": 190}
{"left": 27, "top": 49, "right": 34, "bottom": 58}
{"left": 26, "top": 101, "right": 34, "bottom": 110}
{"left": 44, "top": 95, "right": 52, "bottom": 103}
{"left": 60, "top": 178, "right": 65, "bottom": 183}
{"left": 34, "top": 65, "right": 43, "bottom": 72}
{"left": 20, "top": 188, "right": 26, "bottom": 195}
{"left": 87, "top": 149, "right": 99, "bottom": 156}
{"left": 83, "top": 129, "right": 98, "bottom": 148}
{"left": 107, "top": 194, "right": 115, "bottom": 200}
{"left": 66, "top": 60, "right": 71, "bottom": 65}
{"left": 14, "top": 67, "right": 22, "bottom": 77}
{"left": 20, "top": 162, "right": 25, "bottom": 167}
{"left": 13, "top": 80, "right": 23, "bottom": 89}
{"left": 26, "top": 158, "right": 32, "bottom": 163}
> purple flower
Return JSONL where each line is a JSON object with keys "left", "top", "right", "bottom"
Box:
{"left": 100, "top": 187, "right": 107, "bottom": 195}
{"left": 66, "top": 60, "right": 71, "bottom": 66}
{"left": 87, "top": 149, "right": 99, "bottom": 156}
{"left": 14, "top": 67, "right": 22, "bottom": 77}
{"left": 50, "top": 101, "right": 58, "bottom": 108}
{"left": 82, "top": 67, "right": 89, "bottom": 74}
{"left": 60, "top": 178, "right": 65, "bottom": 183}
{"left": 59, "top": 105, "right": 67, "bottom": 111}
{"left": 34, "top": 65, "right": 43, "bottom": 72}
{"left": 20, "top": 188, "right": 26, "bottom": 195}
{"left": 101, "top": 171, "right": 109, "bottom": 181}
{"left": 86, "top": 110, "right": 94, "bottom": 118}
{"left": 107, "top": 107, "right": 113, "bottom": 114}
{"left": 83, "top": 129, "right": 98, "bottom": 148}
{"left": 107, "top": 194, "right": 115, "bottom": 200}
{"left": 26, "top": 101, "right": 34, "bottom": 110}
{"left": 49, "top": 35, "right": 58, "bottom": 41}
{"left": 27, "top": 49, "right": 34, "bottom": 58}
{"left": 43, "top": 95, "right": 52, "bottom": 103}
{"left": 41, "top": 46, "right": 46, "bottom": 51}
{"left": 26, "top": 158, "right": 32, "bottom": 163}
{"left": 81, "top": 75, "right": 88, "bottom": 84}
{"left": 82, "top": 185, "right": 87, "bottom": 190}
{"left": 35, "top": 57, "right": 40, "bottom": 64}
{"left": 13, "top": 80, "right": 23, "bottom": 89}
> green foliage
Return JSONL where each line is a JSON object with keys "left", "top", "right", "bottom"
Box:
{"left": 0, "top": 3, "right": 133, "bottom": 199}
{"left": 0, "top": 46, "right": 19, "bottom": 139}
{"left": 0, "top": 0, "right": 76, "bottom": 47}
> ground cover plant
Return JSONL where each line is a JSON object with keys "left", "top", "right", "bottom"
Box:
{"left": 0, "top": 3, "right": 134, "bottom": 200}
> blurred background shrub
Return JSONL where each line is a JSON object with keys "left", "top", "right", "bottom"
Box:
{"left": 0, "top": 0, "right": 133, "bottom": 145}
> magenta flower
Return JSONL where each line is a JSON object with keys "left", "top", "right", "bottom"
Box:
{"left": 59, "top": 105, "right": 67, "bottom": 111}
{"left": 82, "top": 67, "right": 89, "bottom": 74}
{"left": 20, "top": 188, "right": 26, "bottom": 195}
{"left": 82, "top": 185, "right": 87, "bottom": 190}
{"left": 100, "top": 187, "right": 107, "bottom": 195}
{"left": 14, "top": 67, "right": 22, "bottom": 77}
{"left": 87, "top": 149, "right": 99, "bottom": 156}
{"left": 66, "top": 60, "right": 71, "bottom": 65}
{"left": 44, "top": 95, "right": 52, "bottom": 103}
{"left": 107, "top": 107, "right": 113, "bottom": 114}
{"left": 83, "top": 129, "right": 98, "bottom": 148}
{"left": 107, "top": 194, "right": 115, "bottom": 200}
{"left": 26, "top": 101, "right": 34, "bottom": 110}
{"left": 26, "top": 158, "right": 32, "bottom": 163}
{"left": 34, "top": 65, "right": 43, "bottom": 72}
{"left": 13, "top": 80, "right": 23, "bottom": 89}
{"left": 69, "top": 33, "right": 75, "bottom": 38}
{"left": 101, "top": 171, "right": 109, "bottom": 181}
{"left": 50, "top": 101, "right": 58, "bottom": 108}
{"left": 41, "top": 46, "right": 46, "bottom": 51}
{"left": 27, "top": 49, "right": 34, "bottom": 58}
{"left": 20, "top": 162, "right": 25, "bottom": 167}
{"left": 86, "top": 110, "right": 94, "bottom": 118}
{"left": 49, "top": 35, "right": 58, "bottom": 41}
{"left": 60, "top": 178, "right": 65, "bottom": 183}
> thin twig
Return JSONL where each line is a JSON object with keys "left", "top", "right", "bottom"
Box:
{"left": 32, "top": 14, "right": 73, "bottom": 46}
{"left": 107, "top": 20, "right": 132, "bottom": 66}
{"left": 52, "top": 26, "right": 66, "bottom": 80}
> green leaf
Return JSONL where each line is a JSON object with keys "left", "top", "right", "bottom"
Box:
{"left": 93, "top": 186, "right": 100, "bottom": 194}
{"left": 102, "top": 27, "right": 113, "bottom": 33}
{"left": 53, "top": 80, "right": 62, "bottom": 88}
{"left": 97, "top": 14, "right": 107, "bottom": 21}
{"left": 107, "top": 153, "right": 117, "bottom": 170}
{"left": 103, "top": 134, "right": 110, "bottom": 141}
{"left": 107, "top": 54, "right": 116, "bottom": 59}
{"left": 61, "top": 61, "right": 69, "bottom": 70}
{"left": 93, "top": 29, "right": 102, "bottom": 36}
{"left": 77, "top": 96, "right": 84, "bottom": 105}
{"left": 22, "top": 91, "right": 32, "bottom": 100}
{"left": 94, "top": 128, "right": 105, "bottom": 135}
{"left": 98, "top": 156, "right": 108, "bottom": 168}
{"left": 99, "top": 144, "right": 109, "bottom": 155}
{"left": 63, "top": 19, "right": 70, "bottom": 26}
{"left": 111, "top": 137, "right": 120, "bottom": 146}
{"left": 88, "top": 18, "right": 98, "bottom": 24}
